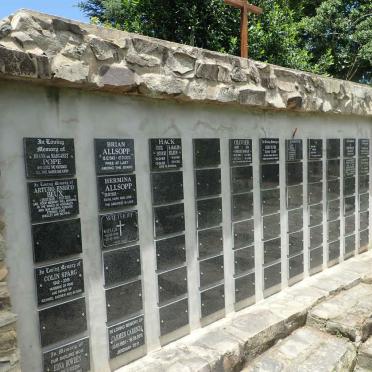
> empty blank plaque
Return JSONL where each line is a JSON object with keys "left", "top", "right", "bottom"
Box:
{"left": 263, "top": 213, "right": 281, "bottom": 241}
{"left": 308, "top": 161, "right": 323, "bottom": 183}
{"left": 197, "top": 198, "right": 222, "bottom": 229}
{"left": 200, "top": 255, "right": 224, "bottom": 288}
{"left": 198, "top": 227, "right": 223, "bottom": 259}
{"left": 264, "top": 262, "right": 281, "bottom": 290}
{"left": 344, "top": 177, "right": 355, "bottom": 196}
{"left": 345, "top": 215, "right": 355, "bottom": 236}
{"left": 359, "top": 175, "right": 369, "bottom": 194}
{"left": 287, "top": 185, "right": 303, "bottom": 209}
{"left": 264, "top": 238, "right": 281, "bottom": 265}
{"left": 159, "top": 298, "right": 189, "bottom": 336}
{"left": 261, "top": 188, "right": 280, "bottom": 215}
{"left": 359, "top": 229, "right": 369, "bottom": 250}
{"left": 360, "top": 211, "right": 369, "bottom": 231}
{"left": 158, "top": 266, "right": 188, "bottom": 305}
{"left": 288, "top": 208, "right": 303, "bottom": 233}
{"left": 308, "top": 182, "right": 323, "bottom": 204}
{"left": 327, "top": 139, "right": 340, "bottom": 159}
{"left": 231, "top": 166, "right": 253, "bottom": 194}
{"left": 193, "top": 139, "right": 220, "bottom": 168}
{"left": 195, "top": 168, "right": 221, "bottom": 198}
{"left": 233, "top": 219, "right": 254, "bottom": 249}
{"left": 310, "top": 225, "right": 323, "bottom": 249}
{"left": 234, "top": 246, "right": 255, "bottom": 275}
{"left": 152, "top": 171, "right": 184, "bottom": 205}
{"left": 286, "top": 162, "right": 303, "bottom": 186}
{"left": 310, "top": 246, "right": 323, "bottom": 270}
{"left": 235, "top": 273, "right": 255, "bottom": 303}
{"left": 327, "top": 180, "right": 340, "bottom": 200}
{"left": 327, "top": 160, "right": 340, "bottom": 180}
{"left": 344, "top": 196, "right": 355, "bottom": 216}
{"left": 344, "top": 235, "right": 355, "bottom": 255}
{"left": 156, "top": 235, "right": 186, "bottom": 272}
{"left": 201, "top": 285, "right": 225, "bottom": 318}
{"left": 288, "top": 231, "right": 303, "bottom": 256}
{"left": 328, "top": 220, "right": 340, "bottom": 242}
{"left": 154, "top": 203, "right": 185, "bottom": 237}
{"left": 289, "top": 254, "right": 304, "bottom": 279}
{"left": 261, "top": 164, "right": 279, "bottom": 189}
{"left": 232, "top": 193, "right": 253, "bottom": 221}
{"left": 309, "top": 203, "right": 323, "bottom": 227}
{"left": 328, "top": 240, "right": 340, "bottom": 262}
{"left": 360, "top": 193, "right": 369, "bottom": 212}
{"left": 327, "top": 199, "right": 340, "bottom": 221}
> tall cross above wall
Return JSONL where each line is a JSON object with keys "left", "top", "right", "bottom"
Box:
{"left": 224, "top": 0, "right": 263, "bottom": 59}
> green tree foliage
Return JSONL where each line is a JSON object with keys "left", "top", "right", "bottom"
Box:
{"left": 79, "top": 0, "right": 372, "bottom": 84}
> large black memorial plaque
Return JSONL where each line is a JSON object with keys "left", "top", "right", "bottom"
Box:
{"left": 261, "top": 164, "right": 279, "bottom": 189}
{"left": 159, "top": 298, "right": 189, "bottom": 336}
{"left": 262, "top": 189, "right": 280, "bottom": 215}
{"left": 197, "top": 198, "right": 222, "bottom": 229}
{"left": 198, "top": 228, "right": 223, "bottom": 259}
{"left": 43, "top": 337, "right": 90, "bottom": 372}
{"left": 344, "top": 139, "right": 356, "bottom": 157}
{"left": 36, "top": 259, "right": 84, "bottom": 306}
{"left": 150, "top": 139, "right": 182, "bottom": 171}
{"left": 288, "top": 208, "right": 303, "bottom": 233}
{"left": 97, "top": 174, "right": 137, "bottom": 210}
{"left": 260, "top": 139, "right": 279, "bottom": 162}
{"left": 230, "top": 139, "right": 252, "bottom": 165}
{"left": 310, "top": 247, "right": 323, "bottom": 269}
{"left": 100, "top": 211, "right": 138, "bottom": 249}
{"left": 108, "top": 315, "right": 145, "bottom": 359}
{"left": 286, "top": 139, "right": 303, "bottom": 162}
{"left": 158, "top": 266, "right": 188, "bottom": 304}
{"left": 234, "top": 246, "right": 254, "bottom": 275}
{"left": 359, "top": 157, "right": 370, "bottom": 175}
{"left": 32, "top": 219, "right": 82, "bottom": 263}
{"left": 308, "top": 161, "right": 323, "bottom": 183}
{"left": 201, "top": 285, "right": 225, "bottom": 318}
{"left": 231, "top": 166, "right": 253, "bottom": 193}
{"left": 264, "top": 262, "right": 281, "bottom": 290}
{"left": 327, "top": 139, "right": 340, "bottom": 159}
{"left": 287, "top": 163, "right": 303, "bottom": 186}
{"left": 39, "top": 298, "right": 87, "bottom": 347}
{"left": 235, "top": 273, "right": 255, "bottom": 302}
{"left": 152, "top": 171, "right": 184, "bottom": 205}
{"left": 308, "top": 139, "right": 323, "bottom": 159}
{"left": 154, "top": 203, "right": 185, "bottom": 237}
{"left": 264, "top": 238, "right": 281, "bottom": 264}
{"left": 200, "top": 255, "right": 224, "bottom": 288}
{"left": 196, "top": 169, "right": 221, "bottom": 198}
{"left": 289, "top": 231, "right": 303, "bottom": 256}
{"left": 156, "top": 235, "right": 186, "bottom": 271}
{"left": 359, "top": 139, "right": 370, "bottom": 157}
{"left": 233, "top": 219, "right": 254, "bottom": 249}
{"left": 95, "top": 139, "right": 135, "bottom": 175}
{"left": 28, "top": 179, "right": 79, "bottom": 223}
{"left": 289, "top": 254, "right": 304, "bottom": 278}
{"left": 232, "top": 193, "right": 253, "bottom": 221}
{"left": 344, "top": 159, "right": 356, "bottom": 178}
{"left": 194, "top": 139, "right": 220, "bottom": 168}
{"left": 24, "top": 138, "right": 76, "bottom": 179}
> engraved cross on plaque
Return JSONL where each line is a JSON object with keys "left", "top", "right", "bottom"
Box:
{"left": 224, "top": 0, "right": 263, "bottom": 58}
{"left": 116, "top": 221, "right": 125, "bottom": 236}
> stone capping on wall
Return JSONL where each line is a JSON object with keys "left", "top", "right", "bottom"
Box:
{"left": 0, "top": 9, "right": 371, "bottom": 117}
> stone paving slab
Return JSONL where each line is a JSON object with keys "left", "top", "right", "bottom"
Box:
{"left": 242, "top": 327, "right": 356, "bottom": 372}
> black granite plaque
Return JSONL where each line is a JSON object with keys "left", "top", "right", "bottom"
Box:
{"left": 36, "top": 259, "right": 84, "bottom": 306}
{"left": 344, "top": 177, "right": 356, "bottom": 196}
{"left": 328, "top": 220, "right": 340, "bottom": 242}
{"left": 327, "top": 139, "right": 340, "bottom": 159}
{"left": 264, "top": 238, "right": 281, "bottom": 265}
{"left": 156, "top": 235, "right": 186, "bottom": 272}
{"left": 327, "top": 199, "right": 340, "bottom": 221}
{"left": 32, "top": 219, "right": 82, "bottom": 263}
{"left": 310, "top": 246, "right": 323, "bottom": 270}
{"left": 289, "top": 231, "right": 303, "bottom": 257}
{"left": 287, "top": 185, "right": 303, "bottom": 209}
{"left": 152, "top": 171, "right": 184, "bottom": 205}
{"left": 196, "top": 168, "right": 221, "bottom": 198}
{"left": 231, "top": 166, "right": 253, "bottom": 193}
{"left": 328, "top": 240, "right": 340, "bottom": 262}
{"left": 100, "top": 211, "right": 138, "bottom": 249}
{"left": 232, "top": 193, "right": 253, "bottom": 221}
{"left": 308, "top": 182, "right": 323, "bottom": 204}
{"left": 359, "top": 175, "right": 369, "bottom": 194}
{"left": 197, "top": 198, "right": 222, "bottom": 229}
{"left": 344, "top": 139, "right": 356, "bottom": 158}
{"left": 234, "top": 246, "right": 254, "bottom": 275}
{"left": 233, "top": 219, "right": 254, "bottom": 249}
{"left": 95, "top": 139, "right": 135, "bottom": 175}
{"left": 235, "top": 273, "right": 255, "bottom": 303}
{"left": 359, "top": 139, "right": 370, "bottom": 157}
{"left": 160, "top": 298, "right": 189, "bottom": 336}
{"left": 360, "top": 193, "right": 369, "bottom": 212}
{"left": 344, "top": 196, "right": 355, "bottom": 217}
{"left": 194, "top": 139, "right": 220, "bottom": 168}
{"left": 309, "top": 203, "right": 323, "bottom": 227}
{"left": 308, "top": 139, "right": 323, "bottom": 160}
{"left": 264, "top": 262, "right": 281, "bottom": 290}
{"left": 327, "top": 160, "right": 340, "bottom": 180}
{"left": 286, "top": 139, "right": 303, "bottom": 162}
{"left": 108, "top": 316, "right": 145, "bottom": 359}
{"left": 230, "top": 139, "right": 252, "bottom": 165}
{"left": 24, "top": 138, "right": 75, "bottom": 179}
{"left": 158, "top": 266, "right": 188, "bottom": 305}
{"left": 344, "top": 158, "right": 356, "bottom": 178}
{"left": 308, "top": 161, "right": 323, "bottom": 183}
{"left": 288, "top": 208, "right": 303, "bottom": 233}
{"left": 310, "top": 225, "right": 323, "bottom": 249}
{"left": 200, "top": 255, "right": 224, "bottom": 288}
{"left": 263, "top": 213, "right": 281, "bottom": 241}
{"left": 359, "top": 157, "right": 370, "bottom": 175}
{"left": 103, "top": 246, "right": 141, "bottom": 287}
{"left": 97, "top": 174, "right": 137, "bottom": 211}
{"left": 198, "top": 228, "right": 223, "bottom": 259}
{"left": 345, "top": 215, "right": 355, "bottom": 236}
{"left": 286, "top": 162, "right": 303, "bottom": 186}
{"left": 28, "top": 179, "right": 79, "bottom": 223}
{"left": 344, "top": 235, "right": 355, "bottom": 255}
{"left": 39, "top": 298, "right": 87, "bottom": 347}
{"left": 201, "top": 284, "right": 225, "bottom": 318}
{"left": 43, "top": 338, "right": 90, "bottom": 372}
{"left": 260, "top": 138, "right": 279, "bottom": 162}
{"left": 360, "top": 211, "right": 369, "bottom": 231}
{"left": 261, "top": 164, "right": 279, "bottom": 189}
{"left": 289, "top": 253, "right": 304, "bottom": 279}
{"left": 150, "top": 138, "right": 182, "bottom": 171}
{"left": 106, "top": 280, "right": 142, "bottom": 323}
{"left": 327, "top": 179, "right": 340, "bottom": 200}
{"left": 261, "top": 188, "right": 280, "bottom": 215}
{"left": 359, "top": 229, "right": 369, "bottom": 250}
{"left": 154, "top": 203, "right": 185, "bottom": 237}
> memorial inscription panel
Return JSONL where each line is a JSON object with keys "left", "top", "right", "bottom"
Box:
{"left": 308, "top": 139, "right": 323, "bottom": 159}
{"left": 150, "top": 139, "right": 182, "bottom": 171}
{"left": 286, "top": 139, "right": 303, "bottom": 162}
{"left": 230, "top": 139, "right": 252, "bottom": 165}
{"left": 359, "top": 157, "right": 369, "bottom": 175}
{"left": 359, "top": 139, "right": 370, "bottom": 157}
{"left": 344, "top": 159, "right": 356, "bottom": 177}
{"left": 344, "top": 139, "right": 356, "bottom": 157}
{"left": 260, "top": 139, "right": 279, "bottom": 162}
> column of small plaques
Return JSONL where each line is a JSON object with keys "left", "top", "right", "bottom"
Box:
{"left": 308, "top": 139, "right": 324, "bottom": 274}
{"left": 343, "top": 139, "right": 357, "bottom": 259}
{"left": 326, "top": 139, "right": 341, "bottom": 266}
{"left": 94, "top": 139, "right": 145, "bottom": 363}
{"left": 286, "top": 140, "right": 304, "bottom": 284}
{"left": 260, "top": 139, "right": 281, "bottom": 296}
{"left": 229, "top": 139, "right": 255, "bottom": 309}
{"left": 149, "top": 138, "right": 189, "bottom": 343}
{"left": 24, "top": 138, "right": 90, "bottom": 372}
{"left": 193, "top": 139, "right": 225, "bottom": 320}
{"left": 358, "top": 139, "right": 370, "bottom": 253}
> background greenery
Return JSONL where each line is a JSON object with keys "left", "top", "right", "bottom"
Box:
{"left": 79, "top": 0, "right": 371, "bottom": 84}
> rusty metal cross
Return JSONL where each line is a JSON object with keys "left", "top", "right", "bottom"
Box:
{"left": 224, "top": 0, "right": 263, "bottom": 59}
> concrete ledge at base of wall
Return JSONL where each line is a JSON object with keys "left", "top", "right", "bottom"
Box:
{"left": 0, "top": 10, "right": 371, "bottom": 117}
{"left": 117, "top": 250, "right": 372, "bottom": 372}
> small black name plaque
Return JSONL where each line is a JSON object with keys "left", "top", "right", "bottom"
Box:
{"left": 359, "top": 139, "right": 370, "bottom": 157}
{"left": 230, "top": 139, "right": 252, "bottom": 165}
{"left": 100, "top": 211, "right": 138, "bottom": 249}
{"left": 286, "top": 139, "right": 303, "bottom": 162}
{"left": 344, "top": 139, "right": 356, "bottom": 157}
{"left": 97, "top": 174, "right": 137, "bottom": 211}
{"left": 359, "top": 157, "right": 370, "bottom": 175}
{"left": 108, "top": 315, "right": 145, "bottom": 359}
{"left": 260, "top": 139, "right": 279, "bottom": 162}
{"left": 28, "top": 179, "right": 79, "bottom": 223}
{"left": 43, "top": 338, "right": 90, "bottom": 372}
{"left": 308, "top": 139, "right": 323, "bottom": 159}
{"left": 95, "top": 139, "right": 135, "bottom": 175}
{"left": 150, "top": 138, "right": 182, "bottom": 170}
{"left": 344, "top": 158, "right": 356, "bottom": 178}
{"left": 35, "top": 259, "right": 84, "bottom": 306}
{"left": 24, "top": 138, "right": 75, "bottom": 179}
